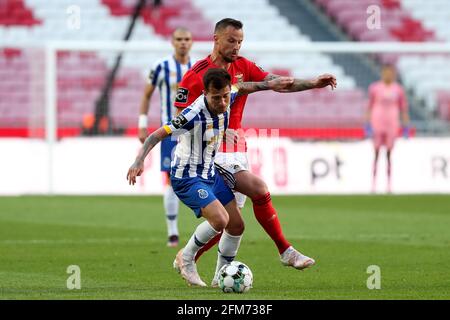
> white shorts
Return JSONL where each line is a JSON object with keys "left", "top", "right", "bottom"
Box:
{"left": 214, "top": 152, "right": 249, "bottom": 209}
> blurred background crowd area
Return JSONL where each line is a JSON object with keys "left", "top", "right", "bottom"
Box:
{"left": 1, "top": 0, "right": 450, "bottom": 139}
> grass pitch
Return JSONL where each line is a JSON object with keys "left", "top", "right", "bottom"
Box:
{"left": 0, "top": 195, "right": 449, "bottom": 300}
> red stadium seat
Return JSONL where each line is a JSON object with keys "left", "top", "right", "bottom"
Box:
{"left": 101, "top": 0, "right": 210, "bottom": 40}
{"left": 317, "top": 0, "right": 434, "bottom": 43}
{"left": 0, "top": 0, "right": 41, "bottom": 26}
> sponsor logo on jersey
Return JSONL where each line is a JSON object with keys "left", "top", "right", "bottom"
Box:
{"left": 198, "top": 189, "right": 209, "bottom": 199}
{"left": 175, "top": 87, "right": 189, "bottom": 103}
{"left": 234, "top": 73, "right": 244, "bottom": 83}
{"left": 171, "top": 114, "right": 188, "bottom": 129}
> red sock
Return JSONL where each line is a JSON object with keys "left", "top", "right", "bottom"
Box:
{"left": 194, "top": 231, "right": 222, "bottom": 262}
{"left": 252, "top": 192, "right": 291, "bottom": 254}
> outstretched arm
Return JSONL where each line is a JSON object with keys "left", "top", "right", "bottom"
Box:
{"left": 401, "top": 110, "right": 410, "bottom": 126}
{"left": 236, "top": 76, "right": 295, "bottom": 95}
{"left": 138, "top": 83, "right": 157, "bottom": 143}
{"left": 264, "top": 73, "right": 337, "bottom": 92}
{"left": 127, "top": 127, "right": 169, "bottom": 185}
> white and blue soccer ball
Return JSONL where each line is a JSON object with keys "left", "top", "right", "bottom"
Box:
{"left": 218, "top": 261, "right": 253, "bottom": 293}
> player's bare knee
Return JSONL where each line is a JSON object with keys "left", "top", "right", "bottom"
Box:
{"left": 219, "top": 217, "right": 229, "bottom": 231}
{"left": 252, "top": 178, "right": 269, "bottom": 198}
{"left": 225, "top": 216, "right": 245, "bottom": 235}
{"left": 231, "top": 221, "right": 245, "bottom": 235}
{"left": 210, "top": 218, "right": 226, "bottom": 231}
{"left": 214, "top": 210, "right": 229, "bottom": 231}
{"left": 236, "top": 174, "right": 269, "bottom": 199}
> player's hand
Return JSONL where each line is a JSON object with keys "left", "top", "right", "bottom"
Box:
{"left": 138, "top": 128, "right": 148, "bottom": 144}
{"left": 364, "top": 123, "right": 373, "bottom": 138}
{"left": 402, "top": 126, "right": 409, "bottom": 139}
{"left": 127, "top": 160, "right": 144, "bottom": 185}
{"left": 267, "top": 76, "right": 294, "bottom": 91}
{"left": 313, "top": 74, "right": 337, "bottom": 90}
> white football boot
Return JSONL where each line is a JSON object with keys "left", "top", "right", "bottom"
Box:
{"left": 173, "top": 249, "right": 207, "bottom": 287}
{"left": 210, "top": 273, "right": 220, "bottom": 288}
{"left": 280, "top": 246, "right": 316, "bottom": 270}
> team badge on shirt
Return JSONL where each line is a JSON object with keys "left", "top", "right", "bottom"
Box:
{"left": 198, "top": 189, "right": 209, "bottom": 199}
{"left": 234, "top": 73, "right": 244, "bottom": 83}
{"left": 175, "top": 87, "right": 189, "bottom": 103}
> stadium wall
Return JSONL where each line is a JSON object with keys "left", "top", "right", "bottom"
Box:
{"left": 1, "top": 137, "right": 449, "bottom": 195}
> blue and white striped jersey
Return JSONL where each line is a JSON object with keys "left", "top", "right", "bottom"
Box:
{"left": 148, "top": 55, "right": 192, "bottom": 124}
{"left": 163, "top": 90, "right": 239, "bottom": 180}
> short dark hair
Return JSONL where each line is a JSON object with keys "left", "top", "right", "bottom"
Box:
{"left": 171, "top": 27, "right": 191, "bottom": 38}
{"left": 214, "top": 18, "right": 243, "bottom": 33}
{"left": 203, "top": 68, "right": 231, "bottom": 91}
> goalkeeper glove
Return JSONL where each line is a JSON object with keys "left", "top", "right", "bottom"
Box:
{"left": 402, "top": 126, "right": 409, "bottom": 139}
{"left": 364, "top": 123, "right": 373, "bottom": 138}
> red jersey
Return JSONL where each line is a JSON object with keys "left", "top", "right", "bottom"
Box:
{"left": 174, "top": 55, "right": 269, "bottom": 152}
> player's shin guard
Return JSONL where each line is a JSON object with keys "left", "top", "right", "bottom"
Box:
{"left": 183, "top": 221, "right": 220, "bottom": 260}
{"left": 164, "top": 185, "right": 179, "bottom": 237}
{"left": 252, "top": 192, "right": 291, "bottom": 254}
{"left": 194, "top": 231, "right": 222, "bottom": 262}
{"left": 214, "top": 231, "right": 242, "bottom": 277}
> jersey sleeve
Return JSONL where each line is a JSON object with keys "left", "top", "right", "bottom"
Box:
{"left": 174, "top": 70, "right": 203, "bottom": 108}
{"left": 147, "top": 60, "right": 163, "bottom": 86}
{"left": 163, "top": 105, "right": 200, "bottom": 134}
{"left": 247, "top": 59, "right": 269, "bottom": 82}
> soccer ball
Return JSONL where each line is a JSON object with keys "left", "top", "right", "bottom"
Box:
{"left": 218, "top": 261, "right": 253, "bottom": 293}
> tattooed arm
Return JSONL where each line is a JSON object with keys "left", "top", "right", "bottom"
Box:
{"left": 127, "top": 127, "right": 169, "bottom": 185}
{"left": 264, "top": 73, "right": 337, "bottom": 92}
{"left": 236, "top": 76, "right": 295, "bottom": 95}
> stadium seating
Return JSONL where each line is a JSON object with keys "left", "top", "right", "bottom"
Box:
{"left": 0, "top": 0, "right": 41, "bottom": 26}
{"left": 0, "top": 48, "right": 32, "bottom": 127}
{"left": 2, "top": 0, "right": 448, "bottom": 137}
{"left": 242, "top": 89, "right": 366, "bottom": 128}
{"left": 192, "top": 0, "right": 367, "bottom": 127}
{"left": 102, "top": 0, "right": 213, "bottom": 40}
{"left": 316, "top": 0, "right": 434, "bottom": 42}
{"left": 314, "top": 0, "right": 450, "bottom": 119}
{"left": 0, "top": 0, "right": 371, "bottom": 137}
{"left": 0, "top": 0, "right": 167, "bottom": 132}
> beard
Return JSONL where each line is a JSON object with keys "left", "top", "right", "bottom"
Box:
{"left": 220, "top": 50, "right": 236, "bottom": 63}
{"left": 223, "top": 55, "right": 234, "bottom": 63}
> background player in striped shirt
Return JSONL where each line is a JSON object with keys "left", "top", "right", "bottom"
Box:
{"left": 128, "top": 68, "right": 296, "bottom": 286}
{"left": 365, "top": 64, "right": 410, "bottom": 193}
{"left": 174, "top": 18, "right": 336, "bottom": 271}
{"left": 137, "top": 27, "right": 193, "bottom": 247}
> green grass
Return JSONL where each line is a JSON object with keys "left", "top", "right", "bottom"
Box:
{"left": 0, "top": 195, "right": 449, "bottom": 300}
